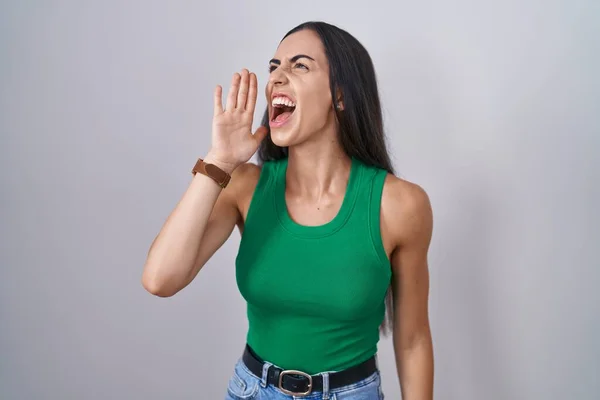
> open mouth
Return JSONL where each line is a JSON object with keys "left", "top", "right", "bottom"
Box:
{"left": 271, "top": 96, "right": 296, "bottom": 125}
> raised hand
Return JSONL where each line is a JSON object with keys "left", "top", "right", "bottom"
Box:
{"left": 206, "top": 69, "right": 268, "bottom": 172}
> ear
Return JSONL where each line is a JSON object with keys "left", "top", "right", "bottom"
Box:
{"left": 335, "top": 88, "right": 344, "bottom": 111}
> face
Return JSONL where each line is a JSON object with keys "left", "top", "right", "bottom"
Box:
{"left": 266, "top": 29, "right": 338, "bottom": 147}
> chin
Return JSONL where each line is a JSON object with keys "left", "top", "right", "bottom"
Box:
{"left": 270, "top": 126, "right": 299, "bottom": 147}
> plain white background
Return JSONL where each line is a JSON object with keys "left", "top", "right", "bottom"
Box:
{"left": 1, "top": 1, "right": 598, "bottom": 399}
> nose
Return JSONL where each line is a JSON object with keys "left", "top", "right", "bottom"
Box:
{"left": 268, "top": 66, "right": 289, "bottom": 86}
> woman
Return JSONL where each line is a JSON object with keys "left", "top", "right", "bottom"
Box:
{"left": 142, "top": 21, "right": 434, "bottom": 399}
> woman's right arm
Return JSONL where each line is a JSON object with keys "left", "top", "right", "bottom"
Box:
{"left": 141, "top": 155, "right": 238, "bottom": 297}
{"left": 141, "top": 69, "right": 267, "bottom": 297}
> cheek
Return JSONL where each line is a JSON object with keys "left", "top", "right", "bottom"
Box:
{"left": 300, "top": 86, "right": 332, "bottom": 119}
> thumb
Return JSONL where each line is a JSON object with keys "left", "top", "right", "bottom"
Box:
{"left": 253, "top": 125, "right": 269, "bottom": 143}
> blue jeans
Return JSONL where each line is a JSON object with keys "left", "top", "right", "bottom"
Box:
{"left": 225, "top": 358, "right": 385, "bottom": 399}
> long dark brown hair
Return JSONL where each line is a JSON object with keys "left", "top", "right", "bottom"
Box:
{"left": 257, "top": 21, "right": 396, "bottom": 335}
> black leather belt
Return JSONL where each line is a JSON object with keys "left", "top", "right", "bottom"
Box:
{"left": 242, "top": 344, "right": 378, "bottom": 396}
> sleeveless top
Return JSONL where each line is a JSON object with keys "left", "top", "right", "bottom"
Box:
{"left": 235, "top": 156, "right": 391, "bottom": 374}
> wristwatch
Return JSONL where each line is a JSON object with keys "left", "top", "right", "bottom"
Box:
{"left": 191, "top": 158, "right": 231, "bottom": 188}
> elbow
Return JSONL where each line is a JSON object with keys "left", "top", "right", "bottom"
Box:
{"left": 141, "top": 267, "right": 177, "bottom": 298}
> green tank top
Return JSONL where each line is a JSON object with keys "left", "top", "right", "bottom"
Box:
{"left": 235, "top": 156, "right": 391, "bottom": 374}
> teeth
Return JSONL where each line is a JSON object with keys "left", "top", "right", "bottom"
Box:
{"left": 271, "top": 96, "right": 296, "bottom": 107}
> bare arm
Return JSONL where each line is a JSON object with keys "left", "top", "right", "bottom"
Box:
{"left": 141, "top": 68, "right": 267, "bottom": 297}
{"left": 141, "top": 158, "right": 240, "bottom": 297}
{"left": 383, "top": 178, "right": 434, "bottom": 399}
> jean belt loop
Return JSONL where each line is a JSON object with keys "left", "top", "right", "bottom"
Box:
{"left": 321, "top": 372, "right": 330, "bottom": 400}
{"left": 260, "top": 361, "right": 273, "bottom": 388}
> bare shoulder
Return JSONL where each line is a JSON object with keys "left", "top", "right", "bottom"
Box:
{"left": 223, "top": 161, "right": 260, "bottom": 195}
{"left": 231, "top": 161, "right": 262, "bottom": 184}
{"left": 381, "top": 174, "right": 433, "bottom": 247}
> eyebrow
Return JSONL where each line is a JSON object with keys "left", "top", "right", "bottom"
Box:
{"left": 269, "top": 54, "right": 316, "bottom": 65}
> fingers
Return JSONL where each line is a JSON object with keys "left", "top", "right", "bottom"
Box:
{"left": 236, "top": 69, "right": 250, "bottom": 111}
{"left": 225, "top": 73, "right": 241, "bottom": 111}
{"left": 221, "top": 69, "right": 258, "bottom": 113}
{"left": 213, "top": 85, "right": 223, "bottom": 116}
{"left": 245, "top": 72, "right": 258, "bottom": 112}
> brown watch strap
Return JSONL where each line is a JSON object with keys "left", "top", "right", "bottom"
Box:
{"left": 191, "top": 158, "right": 231, "bottom": 188}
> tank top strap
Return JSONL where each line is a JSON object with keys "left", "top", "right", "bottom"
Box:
{"left": 367, "top": 167, "right": 390, "bottom": 265}
{"left": 242, "top": 159, "right": 280, "bottom": 231}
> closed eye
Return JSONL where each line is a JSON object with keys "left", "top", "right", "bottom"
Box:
{"left": 268, "top": 63, "right": 309, "bottom": 73}
{"left": 294, "top": 62, "right": 308, "bottom": 70}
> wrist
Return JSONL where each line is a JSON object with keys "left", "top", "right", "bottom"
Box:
{"left": 203, "top": 152, "right": 238, "bottom": 175}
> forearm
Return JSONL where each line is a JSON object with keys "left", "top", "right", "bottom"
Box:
{"left": 142, "top": 156, "right": 235, "bottom": 295}
{"left": 395, "top": 333, "right": 434, "bottom": 400}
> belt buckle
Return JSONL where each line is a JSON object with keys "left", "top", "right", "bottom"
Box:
{"left": 278, "top": 369, "right": 313, "bottom": 396}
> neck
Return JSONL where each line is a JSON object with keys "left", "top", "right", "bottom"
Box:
{"left": 286, "top": 129, "right": 352, "bottom": 199}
